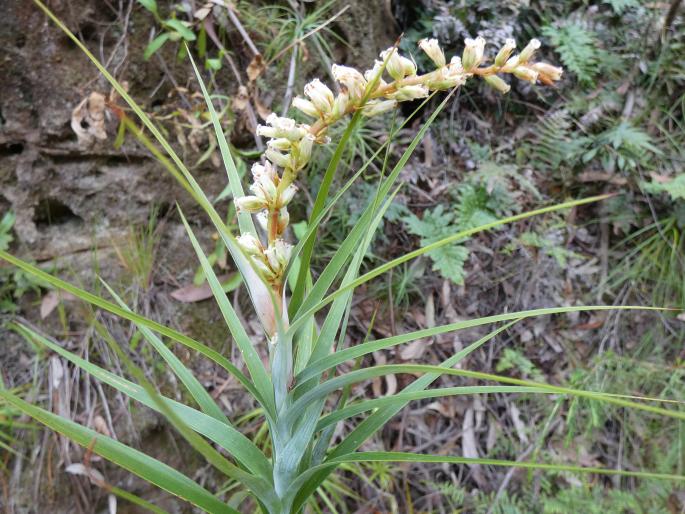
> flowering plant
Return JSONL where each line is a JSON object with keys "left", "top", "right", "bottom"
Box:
{"left": 2, "top": 3, "right": 682, "bottom": 514}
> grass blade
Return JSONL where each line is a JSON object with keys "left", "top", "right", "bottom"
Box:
{"left": 0, "top": 250, "right": 267, "bottom": 410}
{"left": 14, "top": 323, "right": 273, "bottom": 480}
{"left": 0, "top": 389, "right": 239, "bottom": 514}
{"left": 179, "top": 209, "right": 276, "bottom": 416}
{"left": 102, "top": 282, "right": 230, "bottom": 425}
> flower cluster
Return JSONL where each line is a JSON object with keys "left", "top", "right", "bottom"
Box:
{"left": 235, "top": 36, "right": 562, "bottom": 289}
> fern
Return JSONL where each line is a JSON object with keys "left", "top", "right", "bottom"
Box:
{"left": 523, "top": 110, "right": 587, "bottom": 171}
{"left": 603, "top": 0, "right": 640, "bottom": 14}
{"left": 404, "top": 205, "right": 470, "bottom": 285}
{"left": 642, "top": 174, "right": 685, "bottom": 201}
{"left": 584, "top": 121, "right": 661, "bottom": 171}
{"left": 543, "top": 22, "right": 600, "bottom": 84}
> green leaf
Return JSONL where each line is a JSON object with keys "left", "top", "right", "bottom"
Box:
{"left": 144, "top": 32, "right": 171, "bottom": 60}
{"left": 0, "top": 249, "right": 266, "bottom": 408}
{"left": 178, "top": 209, "right": 276, "bottom": 416}
{"left": 13, "top": 323, "right": 273, "bottom": 480}
{"left": 316, "top": 386, "right": 547, "bottom": 431}
{"left": 288, "top": 195, "right": 613, "bottom": 335}
{"left": 0, "top": 389, "right": 238, "bottom": 514}
{"left": 101, "top": 282, "right": 230, "bottom": 424}
{"left": 643, "top": 174, "right": 685, "bottom": 201}
{"left": 164, "top": 19, "right": 196, "bottom": 41}
{"left": 137, "top": 0, "right": 157, "bottom": 13}
{"left": 404, "top": 205, "right": 469, "bottom": 285}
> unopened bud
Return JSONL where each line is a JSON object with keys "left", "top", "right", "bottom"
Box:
{"left": 304, "top": 79, "right": 334, "bottom": 114}
{"left": 380, "top": 48, "right": 416, "bottom": 81}
{"left": 331, "top": 92, "right": 349, "bottom": 119}
{"left": 462, "top": 37, "right": 486, "bottom": 71}
{"left": 483, "top": 74, "right": 511, "bottom": 94}
{"left": 267, "top": 138, "right": 291, "bottom": 152}
{"left": 530, "top": 62, "right": 563, "bottom": 83}
{"left": 279, "top": 184, "right": 298, "bottom": 206}
{"left": 332, "top": 64, "right": 367, "bottom": 100}
{"left": 264, "top": 239, "right": 292, "bottom": 272}
{"left": 277, "top": 207, "right": 289, "bottom": 233}
{"left": 418, "top": 38, "right": 446, "bottom": 68}
{"left": 237, "top": 234, "right": 263, "bottom": 255}
{"left": 235, "top": 195, "right": 268, "bottom": 213}
{"left": 265, "top": 149, "right": 292, "bottom": 169}
{"left": 292, "top": 96, "right": 319, "bottom": 118}
{"left": 494, "top": 39, "right": 516, "bottom": 67}
{"left": 500, "top": 55, "right": 520, "bottom": 73}
{"left": 513, "top": 66, "right": 539, "bottom": 83}
{"left": 294, "top": 134, "right": 315, "bottom": 169}
{"left": 519, "top": 38, "right": 541, "bottom": 63}
{"left": 390, "top": 85, "right": 429, "bottom": 101}
{"left": 361, "top": 99, "right": 398, "bottom": 117}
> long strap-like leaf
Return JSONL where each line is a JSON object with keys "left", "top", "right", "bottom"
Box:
{"left": 0, "top": 250, "right": 265, "bottom": 408}
{"left": 14, "top": 323, "right": 273, "bottom": 480}
{"left": 0, "top": 389, "right": 238, "bottom": 514}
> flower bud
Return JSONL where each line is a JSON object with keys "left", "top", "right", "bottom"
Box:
{"left": 252, "top": 257, "right": 277, "bottom": 280}
{"left": 428, "top": 65, "right": 467, "bottom": 89}
{"left": 256, "top": 211, "right": 268, "bottom": 231}
{"left": 304, "top": 79, "right": 334, "bottom": 114}
{"left": 277, "top": 207, "right": 289, "bottom": 233}
{"left": 500, "top": 55, "right": 520, "bottom": 73}
{"left": 294, "top": 134, "right": 315, "bottom": 169}
{"left": 364, "top": 62, "right": 389, "bottom": 89}
{"left": 462, "top": 37, "right": 486, "bottom": 71}
{"left": 292, "top": 96, "right": 319, "bottom": 118}
{"left": 251, "top": 172, "right": 278, "bottom": 201}
{"left": 380, "top": 48, "right": 416, "bottom": 81}
{"left": 331, "top": 92, "right": 349, "bottom": 119}
{"left": 265, "top": 149, "right": 292, "bottom": 169}
{"left": 494, "top": 38, "right": 516, "bottom": 67}
{"left": 259, "top": 113, "right": 308, "bottom": 141}
{"left": 267, "top": 138, "right": 291, "bottom": 152}
{"left": 519, "top": 38, "right": 541, "bottom": 63}
{"left": 483, "top": 74, "right": 511, "bottom": 94}
{"left": 252, "top": 161, "right": 278, "bottom": 181}
{"left": 264, "top": 239, "right": 293, "bottom": 272}
{"left": 237, "top": 234, "right": 263, "bottom": 255}
{"left": 418, "top": 38, "right": 446, "bottom": 68}
{"left": 513, "top": 65, "right": 539, "bottom": 83}
{"left": 390, "top": 85, "right": 429, "bottom": 101}
{"left": 530, "top": 62, "right": 563, "bottom": 84}
{"left": 279, "top": 184, "right": 298, "bottom": 206}
{"left": 235, "top": 195, "right": 268, "bottom": 213}
{"left": 332, "top": 64, "right": 367, "bottom": 100}
{"left": 361, "top": 99, "right": 397, "bottom": 117}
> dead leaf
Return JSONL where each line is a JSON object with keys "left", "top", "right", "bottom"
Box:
{"left": 399, "top": 339, "right": 426, "bottom": 360}
{"left": 71, "top": 92, "right": 108, "bottom": 146}
{"left": 66, "top": 463, "right": 105, "bottom": 485}
{"left": 40, "top": 290, "right": 76, "bottom": 319}
{"left": 170, "top": 274, "right": 235, "bottom": 303}
{"left": 246, "top": 54, "right": 265, "bottom": 82}
{"left": 508, "top": 403, "right": 529, "bottom": 444}
{"left": 194, "top": 2, "right": 213, "bottom": 20}
{"left": 232, "top": 85, "right": 250, "bottom": 112}
{"left": 93, "top": 415, "right": 110, "bottom": 437}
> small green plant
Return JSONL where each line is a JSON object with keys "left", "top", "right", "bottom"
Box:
{"left": 3, "top": 3, "right": 684, "bottom": 514}
{"left": 542, "top": 21, "right": 600, "bottom": 85}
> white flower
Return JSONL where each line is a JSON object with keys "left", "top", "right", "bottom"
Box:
{"left": 265, "top": 149, "right": 291, "bottom": 168}
{"left": 267, "top": 138, "right": 291, "bottom": 152}
{"left": 332, "top": 64, "right": 367, "bottom": 99}
{"left": 519, "top": 38, "right": 541, "bottom": 63}
{"left": 531, "top": 62, "right": 563, "bottom": 82}
{"left": 258, "top": 113, "right": 308, "bottom": 140}
{"left": 304, "top": 79, "right": 334, "bottom": 114}
{"left": 237, "top": 234, "right": 263, "bottom": 255}
{"left": 390, "top": 85, "right": 429, "bottom": 101}
{"left": 294, "top": 134, "right": 315, "bottom": 169}
{"left": 380, "top": 48, "right": 416, "bottom": 81}
{"left": 331, "top": 92, "right": 349, "bottom": 119}
{"left": 494, "top": 38, "right": 516, "bottom": 67}
{"left": 279, "top": 184, "right": 298, "bottom": 206}
{"left": 264, "top": 239, "right": 293, "bottom": 271}
{"left": 235, "top": 195, "right": 268, "bottom": 213}
{"left": 418, "top": 38, "right": 446, "bottom": 68}
{"left": 292, "top": 96, "right": 319, "bottom": 118}
{"left": 513, "top": 65, "right": 539, "bottom": 83}
{"left": 250, "top": 172, "right": 278, "bottom": 202}
{"left": 462, "top": 36, "right": 486, "bottom": 70}
{"left": 483, "top": 74, "right": 511, "bottom": 94}
{"left": 361, "top": 99, "right": 397, "bottom": 117}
